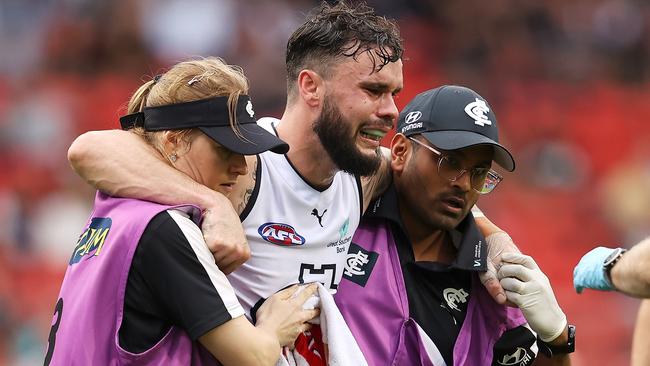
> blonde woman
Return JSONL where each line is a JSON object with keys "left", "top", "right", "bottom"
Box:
{"left": 45, "top": 58, "right": 318, "bottom": 366}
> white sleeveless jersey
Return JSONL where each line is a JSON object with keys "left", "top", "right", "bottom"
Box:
{"left": 228, "top": 117, "right": 362, "bottom": 315}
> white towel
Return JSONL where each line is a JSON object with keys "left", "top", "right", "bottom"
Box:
{"left": 276, "top": 283, "right": 367, "bottom": 366}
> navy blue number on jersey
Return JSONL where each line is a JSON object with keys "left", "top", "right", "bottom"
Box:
{"left": 299, "top": 263, "right": 338, "bottom": 290}
{"left": 44, "top": 297, "right": 63, "bottom": 366}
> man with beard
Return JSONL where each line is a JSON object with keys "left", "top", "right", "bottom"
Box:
{"left": 67, "top": 1, "right": 514, "bottom": 362}
{"left": 69, "top": 2, "right": 402, "bottom": 362}
{"left": 335, "top": 86, "right": 573, "bottom": 366}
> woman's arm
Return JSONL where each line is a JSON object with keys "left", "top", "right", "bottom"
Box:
{"left": 199, "top": 284, "right": 319, "bottom": 366}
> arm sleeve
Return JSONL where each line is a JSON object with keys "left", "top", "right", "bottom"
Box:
{"left": 135, "top": 209, "right": 245, "bottom": 340}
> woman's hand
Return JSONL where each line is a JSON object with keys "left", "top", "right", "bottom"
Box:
{"left": 255, "top": 283, "right": 321, "bottom": 347}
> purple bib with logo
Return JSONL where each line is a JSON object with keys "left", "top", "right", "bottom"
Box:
{"left": 335, "top": 219, "right": 527, "bottom": 366}
{"left": 45, "top": 192, "right": 218, "bottom": 365}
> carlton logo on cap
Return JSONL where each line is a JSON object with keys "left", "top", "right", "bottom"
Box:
{"left": 464, "top": 98, "right": 492, "bottom": 127}
{"left": 246, "top": 100, "right": 255, "bottom": 118}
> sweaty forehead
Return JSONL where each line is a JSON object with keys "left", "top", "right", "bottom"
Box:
{"left": 332, "top": 53, "right": 403, "bottom": 89}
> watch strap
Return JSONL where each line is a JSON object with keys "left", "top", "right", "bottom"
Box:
{"left": 538, "top": 324, "right": 576, "bottom": 358}
{"left": 603, "top": 248, "right": 627, "bottom": 288}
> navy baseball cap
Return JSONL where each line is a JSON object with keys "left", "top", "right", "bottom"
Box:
{"left": 397, "top": 85, "right": 515, "bottom": 171}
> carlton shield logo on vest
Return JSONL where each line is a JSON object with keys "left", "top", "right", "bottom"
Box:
{"left": 258, "top": 222, "right": 306, "bottom": 246}
{"left": 342, "top": 243, "right": 379, "bottom": 287}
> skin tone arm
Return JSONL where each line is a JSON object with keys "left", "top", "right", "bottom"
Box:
{"left": 631, "top": 300, "right": 650, "bottom": 366}
{"left": 533, "top": 332, "right": 571, "bottom": 366}
{"left": 360, "top": 146, "right": 392, "bottom": 213}
{"left": 68, "top": 130, "right": 249, "bottom": 274}
{"left": 200, "top": 284, "right": 320, "bottom": 365}
{"left": 473, "top": 212, "right": 521, "bottom": 305}
{"left": 609, "top": 237, "right": 650, "bottom": 297}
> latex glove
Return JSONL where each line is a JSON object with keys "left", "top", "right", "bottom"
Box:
{"left": 479, "top": 231, "right": 521, "bottom": 305}
{"left": 573, "top": 246, "right": 617, "bottom": 293}
{"left": 498, "top": 253, "right": 567, "bottom": 342}
{"left": 201, "top": 196, "right": 250, "bottom": 274}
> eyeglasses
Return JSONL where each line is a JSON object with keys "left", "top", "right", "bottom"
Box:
{"left": 409, "top": 137, "right": 503, "bottom": 194}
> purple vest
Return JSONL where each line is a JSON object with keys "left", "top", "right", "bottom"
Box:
{"left": 335, "top": 220, "right": 527, "bottom": 366}
{"left": 45, "top": 192, "right": 218, "bottom": 365}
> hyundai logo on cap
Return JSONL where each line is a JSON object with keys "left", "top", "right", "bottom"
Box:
{"left": 397, "top": 85, "right": 516, "bottom": 172}
{"left": 405, "top": 111, "right": 422, "bottom": 124}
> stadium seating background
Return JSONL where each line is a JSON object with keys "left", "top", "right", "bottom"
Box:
{"left": 2, "top": 1, "right": 649, "bottom": 364}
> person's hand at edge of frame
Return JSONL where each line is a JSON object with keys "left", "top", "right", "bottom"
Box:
{"left": 573, "top": 246, "right": 617, "bottom": 293}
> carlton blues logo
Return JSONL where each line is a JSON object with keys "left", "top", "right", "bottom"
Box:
{"left": 69, "top": 217, "right": 112, "bottom": 265}
{"left": 342, "top": 243, "right": 379, "bottom": 287}
{"left": 258, "top": 222, "right": 306, "bottom": 246}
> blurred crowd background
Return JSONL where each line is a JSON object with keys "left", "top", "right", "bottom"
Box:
{"left": 1, "top": 0, "right": 650, "bottom": 364}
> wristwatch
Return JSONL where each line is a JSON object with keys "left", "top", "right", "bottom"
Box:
{"left": 538, "top": 324, "right": 576, "bottom": 358}
{"left": 603, "top": 247, "right": 627, "bottom": 288}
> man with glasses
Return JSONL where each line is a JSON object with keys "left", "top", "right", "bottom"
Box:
{"left": 335, "top": 85, "right": 573, "bottom": 365}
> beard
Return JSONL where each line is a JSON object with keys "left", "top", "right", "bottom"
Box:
{"left": 312, "top": 97, "right": 381, "bottom": 176}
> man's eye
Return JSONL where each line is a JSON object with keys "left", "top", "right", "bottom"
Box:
{"left": 472, "top": 168, "right": 489, "bottom": 178}
{"left": 445, "top": 156, "right": 463, "bottom": 169}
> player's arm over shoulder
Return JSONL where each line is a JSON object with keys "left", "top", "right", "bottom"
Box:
{"left": 69, "top": 129, "right": 252, "bottom": 272}
{"left": 68, "top": 129, "right": 221, "bottom": 209}
{"left": 360, "top": 146, "right": 391, "bottom": 213}
{"left": 229, "top": 155, "right": 258, "bottom": 216}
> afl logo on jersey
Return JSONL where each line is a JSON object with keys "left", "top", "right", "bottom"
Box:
{"left": 258, "top": 223, "right": 306, "bottom": 246}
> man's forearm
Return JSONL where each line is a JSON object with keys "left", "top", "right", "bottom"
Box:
{"left": 68, "top": 130, "right": 250, "bottom": 272}
{"left": 611, "top": 237, "right": 650, "bottom": 297}
{"left": 533, "top": 326, "right": 572, "bottom": 366}
{"left": 361, "top": 146, "right": 392, "bottom": 213}
{"left": 631, "top": 300, "right": 650, "bottom": 366}
{"left": 68, "top": 129, "right": 220, "bottom": 208}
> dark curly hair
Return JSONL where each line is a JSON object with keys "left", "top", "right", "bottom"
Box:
{"left": 286, "top": 1, "right": 403, "bottom": 99}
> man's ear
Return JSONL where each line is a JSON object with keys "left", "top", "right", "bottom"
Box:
{"left": 297, "top": 69, "right": 324, "bottom": 108}
{"left": 390, "top": 133, "right": 410, "bottom": 174}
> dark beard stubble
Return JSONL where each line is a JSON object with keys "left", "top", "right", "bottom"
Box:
{"left": 312, "top": 99, "right": 382, "bottom": 177}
